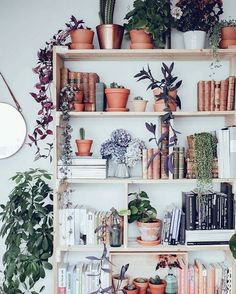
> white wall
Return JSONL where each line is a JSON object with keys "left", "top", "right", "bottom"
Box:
{"left": 0, "top": 0, "right": 235, "bottom": 292}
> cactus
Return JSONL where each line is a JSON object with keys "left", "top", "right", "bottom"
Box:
{"left": 127, "top": 284, "right": 136, "bottom": 290}
{"left": 99, "top": 0, "right": 116, "bottom": 24}
{"left": 110, "top": 82, "right": 124, "bottom": 89}
{"left": 149, "top": 275, "right": 162, "bottom": 285}
{"left": 80, "top": 128, "right": 85, "bottom": 140}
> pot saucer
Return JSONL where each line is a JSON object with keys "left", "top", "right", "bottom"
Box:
{"left": 106, "top": 108, "right": 129, "bottom": 112}
{"left": 75, "top": 152, "right": 93, "bottom": 156}
{"left": 136, "top": 236, "right": 161, "bottom": 246}
{"left": 70, "top": 43, "right": 94, "bottom": 49}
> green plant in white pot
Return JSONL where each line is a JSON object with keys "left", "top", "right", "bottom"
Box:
{"left": 128, "top": 190, "right": 161, "bottom": 246}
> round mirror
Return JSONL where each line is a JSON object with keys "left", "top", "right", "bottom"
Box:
{"left": 0, "top": 103, "right": 27, "bottom": 159}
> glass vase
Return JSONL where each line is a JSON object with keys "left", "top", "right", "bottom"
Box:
{"left": 110, "top": 223, "right": 122, "bottom": 247}
{"left": 165, "top": 268, "right": 178, "bottom": 294}
{"left": 114, "top": 162, "right": 130, "bottom": 178}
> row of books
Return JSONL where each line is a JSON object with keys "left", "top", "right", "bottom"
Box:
{"left": 188, "top": 260, "right": 232, "bottom": 294}
{"left": 58, "top": 157, "right": 107, "bottom": 179}
{"left": 182, "top": 184, "right": 235, "bottom": 232}
{"left": 197, "top": 76, "right": 235, "bottom": 111}
{"left": 59, "top": 206, "right": 112, "bottom": 246}
{"left": 218, "top": 126, "right": 236, "bottom": 179}
{"left": 58, "top": 261, "right": 109, "bottom": 294}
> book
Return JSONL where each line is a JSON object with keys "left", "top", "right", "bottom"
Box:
{"left": 152, "top": 148, "right": 160, "bottom": 179}
{"left": 88, "top": 73, "right": 99, "bottom": 104}
{"left": 227, "top": 76, "right": 235, "bottom": 110}
{"left": 58, "top": 263, "right": 68, "bottom": 294}
{"left": 142, "top": 149, "right": 148, "bottom": 179}
{"left": 66, "top": 265, "right": 75, "bottom": 294}
{"left": 220, "top": 79, "right": 229, "bottom": 111}
{"left": 210, "top": 80, "right": 215, "bottom": 111}
{"left": 182, "top": 191, "right": 196, "bottom": 230}
{"left": 204, "top": 80, "right": 211, "bottom": 111}
{"left": 173, "top": 146, "right": 179, "bottom": 179}
{"left": 197, "top": 81, "right": 205, "bottom": 111}
{"left": 188, "top": 265, "right": 195, "bottom": 294}
{"left": 215, "top": 81, "right": 221, "bottom": 111}
{"left": 58, "top": 156, "right": 107, "bottom": 166}
{"left": 95, "top": 82, "right": 105, "bottom": 111}
{"left": 147, "top": 148, "right": 153, "bottom": 179}
{"left": 61, "top": 68, "right": 68, "bottom": 89}
{"left": 229, "top": 126, "right": 236, "bottom": 178}
{"left": 186, "top": 229, "right": 235, "bottom": 244}
{"left": 178, "top": 147, "right": 185, "bottom": 179}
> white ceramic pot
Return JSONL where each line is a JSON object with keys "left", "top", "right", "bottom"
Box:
{"left": 183, "top": 30, "right": 206, "bottom": 49}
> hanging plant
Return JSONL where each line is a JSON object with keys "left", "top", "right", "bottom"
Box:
{"left": 28, "top": 15, "right": 85, "bottom": 161}
{"left": 194, "top": 132, "right": 217, "bottom": 192}
{"left": 0, "top": 169, "right": 53, "bottom": 294}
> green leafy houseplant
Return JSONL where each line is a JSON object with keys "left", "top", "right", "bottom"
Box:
{"left": 124, "top": 0, "right": 172, "bottom": 48}
{"left": 0, "top": 169, "right": 53, "bottom": 294}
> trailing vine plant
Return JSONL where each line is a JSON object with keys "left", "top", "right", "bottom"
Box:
{"left": 0, "top": 169, "right": 53, "bottom": 294}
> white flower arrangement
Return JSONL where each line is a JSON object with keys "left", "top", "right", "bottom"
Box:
{"left": 171, "top": 7, "right": 183, "bottom": 20}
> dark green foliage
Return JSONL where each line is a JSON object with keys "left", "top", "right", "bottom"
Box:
{"left": 0, "top": 169, "right": 53, "bottom": 294}
{"left": 149, "top": 275, "right": 162, "bottom": 285}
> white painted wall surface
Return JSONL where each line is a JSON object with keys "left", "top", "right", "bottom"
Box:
{"left": 0, "top": 0, "right": 235, "bottom": 292}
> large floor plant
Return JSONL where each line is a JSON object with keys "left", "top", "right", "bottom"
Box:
{"left": 0, "top": 169, "right": 53, "bottom": 294}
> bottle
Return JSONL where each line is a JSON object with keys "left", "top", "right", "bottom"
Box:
{"left": 165, "top": 267, "right": 178, "bottom": 294}
{"left": 110, "top": 214, "right": 122, "bottom": 247}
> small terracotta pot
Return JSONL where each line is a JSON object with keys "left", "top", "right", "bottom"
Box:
{"left": 153, "top": 88, "right": 177, "bottom": 112}
{"left": 74, "top": 91, "right": 84, "bottom": 103}
{"left": 149, "top": 280, "right": 166, "bottom": 294}
{"left": 221, "top": 27, "right": 236, "bottom": 40}
{"left": 123, "top": 286, "right": 138, "bottom": 294}
{"left": 132, "top": 100, "right": 148, "bottom": 112}
{"left": 74, "top": 103, "right": 84, "bottom": 112}
{"left": 133, "top": 278, "right": 148, "bottom": 294}
{"left": 96, "top": 24, "right": 124, "bottom": 49}
{"left": 70, "top": 29, "right": 94, "bottom": 44}
{"left": 137, "top": 220, "right": 162, "bottom": 242}
{"left": 75, "top": 139, "right": 93, "bottom": 155}
{"left": 130, "top": 29, "right": 153, "bottom": 44}
{"left": 219, "top": 39, "right": 236, "bottom": 49}
{"left": 70, "top": 43, "right": 94, "bottom": 49}
{"left": 105, "top": 88, "right": 130, "bottom": 109}
{"left": 112, "top": 274, "right": 129, "bottom": 290}
{"left": 130, "top": 43, "right": 154, "bottom": 49}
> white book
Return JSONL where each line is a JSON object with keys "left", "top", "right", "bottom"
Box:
{"left": 229, "top": 126, "right": 236, "bottom": 178}
{"left": 66, "top": 264, "right": 75, "bottom": 294}
{"left": 223, "top": 128, "right": 230, "bottom": 178}
{"left": 186, "top": 229, "right": 235, "bottom": 242}
{"left": 75, "top": 262, "right": 84, "bottom": 294}
{"left": 87, "top": 209, "right": 95, "bottom": 245}
{"left": 218, "top": 129, "right": 224, "bottom": 178}
{"left": 94, "top": 210, "right": 100, "bottom": 245}
{"left": 74, "top": 208, "right": 81, "bottom": 245}
{"left": 65, "top": 209, "right": 75, "bottom": 246}
{"left": 59, "top": 209, "right": 66, "bottom": 246}
{"left": 58, "top": 263, "right": 68, "bottom": 289}
{"left": 79, "top": 206, "right": 87, "bottom": 244}
{"left": 58, "top": 157, "right": 107, "bottom": 166}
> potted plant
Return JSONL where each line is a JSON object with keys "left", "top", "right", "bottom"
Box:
{"left": 66, "top": 15, "right": 94, "bottom": 49}
{"left": 128, "top": 190, "right": 161, "bottom": 245}
{"left": 74, "top": 87, "right": 84, "bottom": 111}
{"left": 96, "top": 0, "right": 124, "bottom": 49}
{"left": 123, "top": 0, "right": 172, "bottom": 49}
{"left": 123, "top": 283, "right": 138, "bottom": 294}
{"left": 171, "top": 0, "right": 223, "bottom": 49}
{"left": 132, "top": 96, "right": 148, "bottom": 112}
{"left": 134, "top": 63, "right": 182, "bottom": 112}
{"left": 133, "top": 278, "right": 149, "bottom": 294}
{"left": 75, "top": 128, "right": 93, "bottom": 156}
{"left": 149, "top": 275, "right": 166, "bottom": 294}
{"left": 112, "top": 273, "right": 129, "bottom": 291}
{"left": 105, "top": 82, "right": 130, "bottom": 111}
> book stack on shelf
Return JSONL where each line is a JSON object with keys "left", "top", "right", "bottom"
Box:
{"left": 197, "top": 76, "right": 236, "bottom": 111}
{"left": 58, "top": 261, "right": 109, "bottom": 294}
{"left": 59, "top": 206, "right": 120, "bottom": 246}
{"left": 58, "top": 157, "right": 107, "bottom": 179}
{"left": 188, "top": 260, "right": 232, "bottom": 293}
{"left": 182, "top": 183, "right": 235, "bottom": 246}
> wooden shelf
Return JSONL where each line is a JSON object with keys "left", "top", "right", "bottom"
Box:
{"left": 55, "top": 46, "right": 236, "bottom": 61}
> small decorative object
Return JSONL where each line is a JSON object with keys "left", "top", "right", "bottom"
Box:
{"left": 105, "top": 82, "right": 130, "bottom": 111}
{"left": 123, "top": 283, "right": 138, "bottom": 294}
{"left": 128, "top": 190, "right": 161, "bottom": 245}
{"left": 110, "top": 209, "right": 122, "bottom": 247}
{"left": 171, "top": 0, "right": 223, "bottom": 49}
{"left": 132, "top": 96, "right": 148, "bottom": 112}
{"left": 134, "top": 63, "right": 182, "bottom": 112}
{"left": 124, "top": 0, "right": 172, "bottom": 49}
{"left": 100, "top": 129, "right": 145, "bottom": 177}
{"left": 133, "top": 278, "right": 149, "bottom": 294}
{"left": 75, "top": 127, "right": 93, "bottom": 156}
{"left": 149, "top": 275, "right": 167, "bottom": 294}
{"left": 96, "top": 0, "right": 124, "bottom": 49}
{"left": 66, "top": 15, "right": 94, "bottom": 49}
{"left": 165, "top": 268, "right": 178, "bottom": 294}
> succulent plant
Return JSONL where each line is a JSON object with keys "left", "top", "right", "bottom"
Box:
{"left": 149, "top": 275, "right": 162, "bottom": 285}
{"left": 99, "top": 0, "right": 116, "bottom": 24}
{"left": 133, "top": 96, "right": 144, "bottom": 100}
{"left": 126, "top": 284, "right": 137, "bottom": 290}
{"left": 110, "top": 82, "right": 125, "bottom": 89}
{"left": 135, "top": 277, "right": 147, "bottom": 283}
{"left": 80, "top": 128, "right": 85, "bottom": 140}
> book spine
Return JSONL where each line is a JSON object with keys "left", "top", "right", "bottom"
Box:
{"left": 210, "top": 80, "right": 215, "bottom": 111}
{"left": 220, "top": 79, "right": 229, "bottom": 111}
{"left": 198, "top": 81, "right": 205, "bottom": 111}
{"left": 58, "top": 266, "right": 67, "bottom": 294}
{"left": 83, "top": 73, "right": 89, "bottom": 103}
{"left": 142, "top": 149, "right": 148, "bottom": 179}
{"left": 215, "top": 81, "right": 221, "bottom": 111}
{"left": 88, "top": 73, "right": 99, "bottom": 104}
{"left": 178, "top": 147, "right": 185, "bottom": 179}
{"left": 204, "top": 80, "right": 211, "bottom": 111}
{"left": 95, "top": 82, "right": 105, "bottom": 111}
{"left": 60, "top": 68, "right": 68, "bottom": 89}
{"left": 173, "top": 146, "right": 179, "bottom": 179}
{"left": 84, "top": 102, "right": 96, "bottom": 111}
{"left": 68, "top": 71, "right": 76, "bottom": 87}
{"left": 227, "top": 76, "right": 235, "bottom": 111}
{"left": 161, "top": 150, "right": 168, "bottom": 179}
{"left": 152, "top": 148, "right": 160, "bottom": 179}
{"left": 147, "top": 148, "right": 153, "bottom": 179}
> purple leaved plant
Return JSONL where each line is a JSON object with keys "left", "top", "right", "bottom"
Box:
{"left": 65, "top": 15, "right": 91, "bottom": 30}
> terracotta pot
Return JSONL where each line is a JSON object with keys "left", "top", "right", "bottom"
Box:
{"left": 70, "top": 43, "right": 94, "bottom": 49}
{"left": 130, "top": 29, "right": 153, "bottom": 44}
{"left": 137, "top": 220, "right": 162, "bottom": 242}
{"left": 130, "top": 43, "right": 154, "bottom": 49}
{"left": 74, "top": 91, "right": 84, "bottom": 103}
{"left": 149, "top": 280, "right": 166, "bottom": 294}
{"left": 112, "top": 274, "right": 129, "bottom": 290}
{"left": 70, "top": 29, "right": 94, "bottom": 44}
{"left": 221, "top": 27, "right": 236, "bottom": 40}
{"left": 105, "top": 88, "right": 130, "bottom": 109}
{"left": 74, "top": 103, "right": 84, "bottom": 112}
{"left": 153, "top": 88, "right": 177, "bottom": 112}
{"left": 132, "top": 100, "right": 148, "bottom": 112}
{"left": 75, "top": 139, "right": 93, "bottom": 155}
{"left": 219, "top": 39, "right": 236, "bottom": 49}
{"left": 123, "top": 286, "right": 138, "bottom": 294}
{"left": 133, "top": 278, "right": 148, "bottom": 294}
{"left": 96, "top": 24, "right": 124, "bottom": 49}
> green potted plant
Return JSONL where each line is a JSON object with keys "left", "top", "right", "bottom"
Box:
{"left": 96, "top": 0, "right": 124, "bottom": 49}
{"left": 66, "top": 15, "right": 94, "bottom": 49}
{"left": 124, "top": 0, "right": 172, "bottom": 49}
{"left": 132, "top": 96, "right": 148, "bottom": 112}
{"left": 128, "top": 190, "right": 161, "bottom": 246}
{"left": 133, "top": 278, "right": 149, "bottom": 294}
{"left": 134, "top": 62, "right": 182, "bottom": 112}
{"left": 105, "top": 82, "right": 130, "bottom": 111}
{"left": 75, "top": 127, "right": 93, "bottom": 156}
{"left": 149, "top": 275, "right": 167, "bottom": 294}
{"left": 171, "top": 0, "right": 223, "bottom": 49}
{"left": 123, "top": 283, "right": 138, "bottom": 294}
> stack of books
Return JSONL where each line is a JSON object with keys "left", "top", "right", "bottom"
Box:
{"left": 58, "top": 261, "right": 109, "bottom": 294}
{"left": 58, "top": 157, "right": 108, "bottom": 179}
{"left": 188, "top": 260, "right": 232, "bottom": 293}
{"left": 197, "top": 76, "right": 235, "bottom": 111}
{"left": 218, "top": 126, "right": 236, "bottom": 179}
